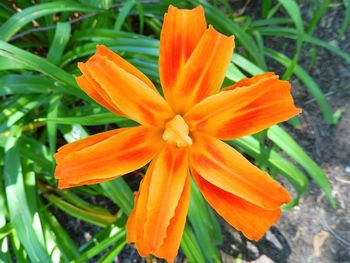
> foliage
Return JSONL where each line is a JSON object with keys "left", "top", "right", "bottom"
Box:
{"left": 0, "top": 0, "right": 347, "bottom": 262}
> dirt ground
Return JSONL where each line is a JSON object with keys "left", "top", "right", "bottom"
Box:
{"left": 218, "top": 2, "right": 350, "bottom": 263}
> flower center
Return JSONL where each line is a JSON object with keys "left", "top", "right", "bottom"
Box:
{"left": 162, "top": 115, "right": 192, "bottom": 147}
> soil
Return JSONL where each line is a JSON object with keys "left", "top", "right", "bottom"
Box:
{"left": 52, "top": 2, "right": 350, "bottom": 263}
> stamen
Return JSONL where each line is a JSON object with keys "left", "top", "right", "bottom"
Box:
{"left": 162, "top": 115, "right": 192, "bottom": 147}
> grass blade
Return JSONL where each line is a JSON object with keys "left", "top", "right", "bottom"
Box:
{"left": 40, "top": 112, "right": 134, "bottom": 126}
{"left": 101, "top": 178, "right": 134, "bottom": 216}
{"left": 0, "top": 1, "right": 96, "bottom": 41}
{"left": 0, "top": 41, "right": 85, "bottom": 98}
{"left": 278, "top": 0, "right": 304, "bottom": 79}
{"left": 47, "top": 22, "right": 71, "bottom": 65}
{"left": 256, "top": 27, "right": 350, "bottom": 64}
{"left": 267, "top": 125, "right": 335, "bottom": 207}
{"left": 4, "top": 126, "right": 51, "bottom": 262}
{"left": 114, "top": 0, "right": 136, "bottom": 31}
{"left": 188, "top": 179, "right": 222, "bottom": 262}
{"left": 180, "top": 225, "right": 207, "bottom": 263}
{"left": 75, "top": 227, "right": 126, "bottom": 263}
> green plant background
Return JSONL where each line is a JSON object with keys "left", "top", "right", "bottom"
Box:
{"left": 1, "top": 0, "right": 349, "bottom": 262}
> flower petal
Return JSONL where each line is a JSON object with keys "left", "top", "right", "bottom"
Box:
{"left": 126, "top": 192, "right": 139, "bottom": 244}
{"left": 96, "top": 45, "right": 157, "bottom": 91}
{"left": 55, "top": 129, "right": 123, "bottom": 165}
{"left": 185, "top": 74, "right": 301, "bottom": 139}
{"left": 126, "top": 145, "right": 189, "bottom": 257}
{"left": 192, "top": 170, "right": 282, "bottom": 240}
{"left": 127, "top": 174, "right": 190, "bottom": 263}
{"left": 55, "top": 126, "right": 163, "bottom": 188}
{"left": 224, "top": 72, "right": 277, "bottom": 90}
{"left": 83, "top": 54, "right": 174, "bottom": 127}
{"left": 170, "top": 25, "right": 234, "bottom": 114}
{"left": 76, "top": 66, "right": 123, "bottom": 116}
{"left": 153, "top": 175, "right": 190, "bottom": 263}
{"left": 159, "top": 5, "right": 206, "bottom": 105}
{"left": 190, "top": 133, "right": 291, "bottom": 210}
{"left": 144, "top": 146, "right": 189, "bottom": 251}
{"left": 76, "top": 46, "right": 157, "bottom": 116}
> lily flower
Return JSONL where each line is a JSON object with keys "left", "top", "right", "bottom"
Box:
{"left": 55, "top": 5, "right": 301, "bottom": 263}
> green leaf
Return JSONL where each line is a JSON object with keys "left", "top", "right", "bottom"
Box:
{"left": 306, "top": 0, "right": 330, "bottom": 34}
{"left": 97, "top": 241, "right": 126, "bottom": 263}
{"left": 278, "top": 0, "right": 304, "bottom": 79}
{"left": 58, "top": 190, "right": 112, "bottom": 215}
{"left": 256, "top": 27, "right": 350, "bottom": 64}
{"left": 101, "top": 178, "right": 134, "bottom": 216}
{"left": 261, "top": 0, "right": 272, "bottom": 18}
{"left": 0, "top": 75, "right": 55, "bottom": 96}
{"left": 47, "top": 22, "right": 71, "bottom": 65}
{"left": 0, "top": 223, "right": 13, "bottom": 240}
{"left": 188, "top": 179, "right": 222, "bottom": 262}
{"left": 39, "top": 201, "right": 79, "bottom": 261}
{"left": 232, "top": 53, "right": 264, "bottom": 75}
{"left": 40, "top": 112, "right": 135, "bottom": 126}
{"left": 4, "top": 126, "right": 51, "bottom": 262}
{"left": 47, "top": 95, "right": 61, "bottom": 155}
{"left": 338, "top": 0, "right": 350, "bottom": 38}
{"left": 181, "top": 225, "right": 207, "bottom": 263}
{"left": 75, "top": 227, "right": 126, "bottom": 263}
{"left": 19, "top": 135, "right": 53, "bottom": 173}
{"left": 0, "top": 1, "right": 97, "bottom": 41}
{"left": 0, "top": 41, "right": 85, "bottom": 99}
{"left": 0, "top": 94, "right": 45, "bottom": 133}
{"left": 10, "top": 232, "right": 27, "bottom": 262}
{"left": 114, "top": 0, "right": 137, "bottom": 31}
{"left": 267, "top": 125, "right": 335, "bottom": 207}
{"left": 45, "top": 193, "right": 117, "bottom": 227}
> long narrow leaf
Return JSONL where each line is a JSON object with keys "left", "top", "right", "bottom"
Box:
{"left": 4, "top": 126, "right": 51, "bottom": 262}
{"left": 267, "top": 125, "right": 335, "bottom": 207}
{"left": 0, "top": 1, "right": 96, "bottom": 41}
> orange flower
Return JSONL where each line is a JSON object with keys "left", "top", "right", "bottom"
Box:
{"left": 55, "top": 5, "right": 301, "bottom": 262}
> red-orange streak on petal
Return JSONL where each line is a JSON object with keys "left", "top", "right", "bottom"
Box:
{"left": 76, "top": 72, "right": 123, "bottom": 116}
{"left": 127, "top": 158, "right": 190, "bottom": 263}
{"left": 143, "top": 146, "right": 189, "bottom": 252}
{"left": 171, "top": 25, "right": 234, "bottom": 114}
{"left": 192, "top": 170, "right": 282, "bottom": 241}
{"left": 85, "top": 55, "right": 174, "bottom": 127}
{"left": 190, "top": 133, "right": 291, "bottom": 210}
{"left": 55, "top": 126, "right": 163, "bottom": 187}
{"left": 184, "top": 76, "right": 279, "bottom": 130}
{"left": 209, "top": 81, "right": 301, "bottom": 140}
{"left": 224, "top": 72, "right": 277, "bottom": 90}
{"left": 185, "top": 76, "right": 301, "bottom": 140}
{"left": 159, "top": 5, "right": 206, "bottom": 103}
{"left": 96, "top": 45, "right": 157, "bottom": 91}
{"left": 153, "top": 175, "right": 190, "bottom": 263}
